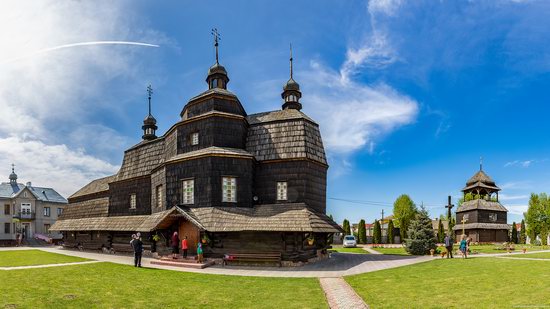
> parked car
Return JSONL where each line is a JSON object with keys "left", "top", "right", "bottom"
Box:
{"left": 343, "top": 235, "right": 357, "bottom": 248}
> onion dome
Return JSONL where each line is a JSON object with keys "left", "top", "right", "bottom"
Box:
{"left": 9, "top": 164, "right": 17, "bottom": 184}
{"left": 206, "top": 29, "right": 229, "bottom": 90}
{"left": 281, "top": 45, "right": 302, "bottom": 111}
{"left": 142, "top": 85, "right": 158, "bottom": 141}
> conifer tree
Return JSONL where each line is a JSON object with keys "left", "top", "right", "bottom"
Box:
{"left": 342, "top": 219, "right": 351, "bottom": 236}
{"left": 511, "top": 221, "right": 518, "bottom": 244}
{"left": 358, "top": 219, "right": 367, "bottom": 244}
{"left": 405, "top": 206, "right": 437, "bottom": 255}
{"left": 387, "top": 220, "right": 395, "bottom": 244}
{"left": 373, "top": 220, "right": 382, "bottom": 244}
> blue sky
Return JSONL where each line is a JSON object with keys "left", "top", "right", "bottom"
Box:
{"left": 1, "top": 0, "right": 550, "bottom": 225}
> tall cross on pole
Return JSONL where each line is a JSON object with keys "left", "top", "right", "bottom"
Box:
{"left": 11, "top": 163, "right": 15, "bottom": 173}
{"left": 211, "top": 28, "right": 221, "bottom": 64}
{"left": 480, "top": 156, "right": 483, "bottom": 171}
{"left": 146, "top": 84, "right": 153, "bottom": 116}
{"left": 381, "top": 209, "right": 384, "bottom": 224}
{"left": 445, "top": 195, "right": 454, "bottom": 221}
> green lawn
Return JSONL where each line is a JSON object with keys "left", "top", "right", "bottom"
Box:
{"left": 0, "top": 250, "right": 89, "bottom": 267}
{"left": 346, "top": 258, "right": 550, "bottom": 308}
{"left": 371, "top": 247, "right": 410, "bottom": 255}
{"left": 506, "top": 252, "right": 550, "bottom": 259}
{"left": 0, "top": 261, "right": 327, "bottom": 309}
{"left": 329, "top": 246, "right": 369, "bottom": 254}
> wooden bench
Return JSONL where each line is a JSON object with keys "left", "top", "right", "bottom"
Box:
{"left": 223, "top": 252, "right": 282, "bottom": 267}
{"left": 110, "top": 243, "right": 152, "bottom": 254}
{"left": 80, "top": 241, "right": 107, "bottom": 252}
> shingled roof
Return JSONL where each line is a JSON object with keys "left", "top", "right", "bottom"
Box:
{"left": 452, "top": 223, "right": 511, "bottom": 231}
{"left": 116, "top": 138, "right": 165, "bottom": 181}
{"left": 178, "top": 203, "right": 343, "bottom": 233}
{"left": 69, "top": 175, "right": 116, "bottom": 199}
{"left": 59, "top": 197, "right": 109, "bottom": 220}
{"left": 51, "top": 208, "right": 178, "bottom": 232}
{"left": 165, "top": 146, "right": 253, "bottom": 164}
{"left": 246, "top": 110, "right": 327, "bottom": 165}
{"left": 456, "top": 199, "right": 508, "bottom": 213}
{"left": 0, "top": 182, "right": 67, "bottom": 204}
{"left": 463, "top": 170, "right": 500, "bottom": 191}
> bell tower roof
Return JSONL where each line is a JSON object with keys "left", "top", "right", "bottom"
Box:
{"left": 142, "top": 84, "right": 158, "bottom": 141}
{"left": 9, "top": 163, "right": 17, "bottom": 184}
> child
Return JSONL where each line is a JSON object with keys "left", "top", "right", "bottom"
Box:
{"left": 197, "top": 242, "right": 203, "bottom": 263}
{"left": 181, "top": 236, "right": 188, "bottom": 259}
{"left": 459, "top": 235, "right": 468, "bottom": 259}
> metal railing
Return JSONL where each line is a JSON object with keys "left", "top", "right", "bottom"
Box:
{"left": 14, "top": 211, "right": 36, "bottom": 220}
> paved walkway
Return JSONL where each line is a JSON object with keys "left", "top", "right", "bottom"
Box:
{"left": 320, "top": 277, "right": 369, "bottom": 309}
{"left": 0, "top": 260, "right": 101, "bottom": 271}
{"left": 0, "top": 246, "right": 435, "bottom": 278}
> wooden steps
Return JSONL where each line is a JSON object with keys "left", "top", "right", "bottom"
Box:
{"left": 150, "top": 257, "right": 215, "bottom": 269}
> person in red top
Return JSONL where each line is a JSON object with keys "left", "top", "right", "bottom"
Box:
{"left": 181, "top": 236, "right": 188, "bottom": 259}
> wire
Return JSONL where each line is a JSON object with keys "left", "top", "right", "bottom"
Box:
{"left": 327, "top": 197, "right": 447, "bottom": 209}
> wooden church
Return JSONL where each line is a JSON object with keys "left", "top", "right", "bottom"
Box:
{"left": 51, "top": 36, "right": 342, "bottom": 262}
{"left": 453, "top": 164, "right": 510, "bottom": 243}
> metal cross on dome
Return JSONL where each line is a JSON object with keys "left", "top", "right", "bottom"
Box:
{"left": 211, "top": 28, "right": 221, "bottom": 63}
{"left": 146, "top": 84, "right": 153, "bottom": 115}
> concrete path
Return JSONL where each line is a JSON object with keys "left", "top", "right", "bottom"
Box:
{"left": 466, "top": 249, "right": 550, "bottom": 259}
{"left": 0, "top": 246, "right": 436, "bottom": 278}
{"left": 320, "top": 277, "right": 369, "bottom": 309}
{"left": 362, "top": 247, "right": 382, "bottom": 254}
{"left": 0, "top": 260, "right": 101, "bottom": 271}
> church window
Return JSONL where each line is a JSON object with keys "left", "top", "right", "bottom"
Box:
{"left": 222, "top": 177, "right": 237, "bottom": 203}
{"left": 191, "top": 132, "right": 199, "bottom": 145}
{"left": 489, "top": 213, "right": 497, "bottom": 222}
{"left": 182, "top": 179, "right": 194, "bottom": 204}
{"left": 277, "top": 182, "right": 288, "bottom": 201}
{"left": 463, "top": 214, "right": 469, "bottom": 221}
{"left": 43, "top": 207, "right": 50, "bottom": 217}
{"left": 130, "top": 194, "right": 137, "bottom": 209}
{"left": 156, "top": 185, "right": 163, "bottom": 208}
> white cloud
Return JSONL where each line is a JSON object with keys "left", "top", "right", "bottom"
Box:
{"left": 0, "top": 1, "right": 163, "bottom": 196}
{"left": 368, "top": 0, "right": 403, "bottom": 16}
{"left": 304, "top": 60, "right": 418, "bottom": 155}
{"left": 0, "top": 136, "right": 118, "bottom": 197}
{"left": 506, "top": 205, "right": 528, "bottom": 215}
{"left": 504, "top": 159, "right": 547, "bottom": 168}
{"left": 499, "top": 194, "right": 529, "bottom": 201}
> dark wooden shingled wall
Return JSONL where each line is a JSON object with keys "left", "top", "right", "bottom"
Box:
{"left": 165, "top": 156, "right": 254, "bottom": 208}
{"left": 457, "top": 209, "right": 508, "bottom": 224}
{"left": 108, "top": 177, "right": 152, "bottom": 216}
{"left": 182, "top": 96, "right": 246, "bottom": 119}
{"left": 176, "top": 116, "right": 247, "bottom": 154}
{"left": 254, "top": 161, "right": 327, "bottom": 213}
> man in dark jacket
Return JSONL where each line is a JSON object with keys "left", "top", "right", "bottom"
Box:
{"left": 133, "top": 236, "right": 144, "bottom": 267}
{"left": 444, "top": 234, "right": 454, "bottom": 258}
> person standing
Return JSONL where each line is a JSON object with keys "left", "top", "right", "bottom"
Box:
{"left": 459, "top": 235, "right": 468, "bottom": 259}
{"left": 133, "top": 235, "right": 143, "bottom": 267}
{"left": 130, "top": 234, "right": 136, "bottom": 250}
{"left": 197, "top": 242, "right": 203, "bottom": 264}
{"left": 444, "top": 234, "right": 453, "bottom": 258}
{"left": 181, "top": 236, "right": 188, "bottom": 259}
{"left": 171, "top": 231, "right": 180, "bottom": 259}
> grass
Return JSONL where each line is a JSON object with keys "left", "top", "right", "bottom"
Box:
{"left": 371, "top": 247, "right": 410, "bottom": 255}
{"left": 0, "top": 250, "right": 89, "bottom": 267}
{"left": 346, "top": 257, "right": 550, "bottom": 308}
{"left": 329, "top": 246, "right": 369, "bottom": 254}
{"left": 0, "top": 260, "right": 327, "bottom": 308}
{"left": 505, "top": 252, "right": 550, "bottom": 259}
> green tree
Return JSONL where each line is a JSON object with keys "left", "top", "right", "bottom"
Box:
{"left": 520, "top": 219, "right": 527, "bottom": 244}
{"left": 342, "top": 219, "right": 351, "bottom": 236}
{"left": 373, "top": 220, "right": 382, "bottom": 244}
{"left": 437, "top": 219, "right": 445, "bottom": 243}
{"left": 404, "top": 206, "right": 437, "bottom": 255}
{"left": 393, "top": 194, "right": 417, "bottom": 243}
{"left": 387, "top": 220, "right": 395, "bottom": 244}
{"left": 358, "top": 219, "right": 367, "bottom": 244}
{"left": 525, "top": 193, "right": 550, "bottom": 244}
{"left": 511, "top": 221, "right": 518, "bottom": 244}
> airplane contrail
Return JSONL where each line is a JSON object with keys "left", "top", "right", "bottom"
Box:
{"left": 2, "top": 41, "right": 160, "bottom": 65}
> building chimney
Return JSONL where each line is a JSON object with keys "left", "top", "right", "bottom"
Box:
{"left": 26, "top": 182, "right": 31, "bottom": 187}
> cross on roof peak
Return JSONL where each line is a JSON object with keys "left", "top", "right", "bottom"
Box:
{"left": 211, "top": 28, "right": 221, "bottom": 64}
{"left": 146, "top": 84, "right": 153, "bottom": 115}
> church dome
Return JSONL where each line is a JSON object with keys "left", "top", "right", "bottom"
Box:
{"left": 283, "top": 77, "right": 300, "bottom": 91}
{"left": 143, "top": 114, "right": 157, "bottom": 125}
{"left": 9, "top": 170, "right": 17, "bottom": 182}
{"left": 208, "top": 62, "right": 228, "bottom": 76}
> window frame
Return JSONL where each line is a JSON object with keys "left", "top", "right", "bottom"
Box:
{"left": 222, "top": 176, "right": 237, "bottom": 203}
{"left": 276, "top": 181, "right": 288, "bottom": 201}
{"left": 191, "top": 132, "right": 199, "bottom": 146}
{"left": 156, "top": 185, "right": 163, "bottom": 208}
{"left": 181, "top": 179, "right": 195, "bottom": 205}
{"left": 44, "top": 224, "right": 51, "bottom": 234}
{"left": 4, "top": 204, "right": 10, "bottom": 215}
{"left": 129, "top": 193, "right": 137, "bottom": 209}
{"left": 4, "top": 223, "right": 10, "bottom": 234}
{"left": 43, "top": 207, "right": 51, "bottom": 217}
{"left": 57, "top": 208, "right": 63, "bottom": 216}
